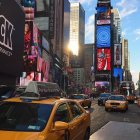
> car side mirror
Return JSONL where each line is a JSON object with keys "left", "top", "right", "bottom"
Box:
{"left": 53, "top": 121, "right": 69, "bottom": 131}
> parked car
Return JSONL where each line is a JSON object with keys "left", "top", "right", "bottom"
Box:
{"left": 105, "top": 95, "right": 128, "bottom": 112}
{"left": 98, "top": 93, "right": 111, "bottom": 106}
{"left": 0, "top": 81, "right": 90, "bottom": 140}
{"left": 69, "top": 94, "right": 92, "bottom": 108}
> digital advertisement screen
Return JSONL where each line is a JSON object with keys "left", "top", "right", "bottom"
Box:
{"left": 114, "top": 44, "right": 122, "bottom": 66}
{"left": 33, "top": 23, "right": 38, "bottom": 45}
{"left": 20, "top": 72, "right": 35, "bottom": 86}
{"left": 97, "top": 48, "right": 111, "bottom": 71}
{"left": 97, "top": 6, "right": 107, "bottom": 13}
{"left": 113, "top": 68, "right": 123, "bottom": 81}
{"left": 97, "top": 19, "right": 110, "bottom": 25}
{"left": 96, "top": 7, "right": 111, "bottom": 20}
{"left": 24, "top": 21, "right": 33, "bottom": 56}
{"left": 96, "top": 25, "right": 111, "bottom": 47}
{"left": 21, "top": 0, "right": 35, "bottom": 21}
{"left": 23, "top": 55, "right": 37, "bottom": 72}
{"left": 95, "top": 81, "right": 110, "bottom": 87}
{"left": 21, "top": 0, "right": 35, "bottom": 8}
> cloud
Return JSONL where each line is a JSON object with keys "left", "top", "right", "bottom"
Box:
{"left": 116, "top": 0, "right": 138, "bottom": 19}
{"left": 69, "top": 0, "right": 93, "bottom": 5}
{"left": 134, "top": 29, "right": 140, "bottom": 40}
{"left": 122, "top": 30, "right": 126, "bottom": 37}
{"left": 85, "top": 14, "right": 95, "bottom": 43}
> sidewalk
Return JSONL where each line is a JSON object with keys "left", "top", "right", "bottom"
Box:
{"left": 90, "top": 121, "right": 140, "bottom": 140}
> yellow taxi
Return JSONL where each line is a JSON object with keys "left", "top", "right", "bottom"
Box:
{"left": 105, "top": 95, "right": 128, "bottom": 112}
{"left": 0, "top": 81, "right": 90, "bottom": 140}
{"left": 69, "top": 94, "right": 92, "bottom": 108}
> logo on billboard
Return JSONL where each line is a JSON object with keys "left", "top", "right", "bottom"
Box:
{"left": 97, "top": 20, "right": 110, "bottom": 25}
{"left": 114, "top": 44, "right": 122, "bottom": 65}
{"left": 0, "top": 15, "right": 14, "bottom": 56}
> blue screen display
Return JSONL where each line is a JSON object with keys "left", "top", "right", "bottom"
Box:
{"left": 97, "top": 7, "right": 107, "bottom": 13}
{"left": 96, "top": 25, "right": 111, "bottom": 47}
{"left": 113, "top": 68, "right": 123, "bottom": 81}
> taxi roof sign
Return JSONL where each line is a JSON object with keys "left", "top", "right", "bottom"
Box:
{"left": 20, "top": 81, "right": 61, "bottom": 100}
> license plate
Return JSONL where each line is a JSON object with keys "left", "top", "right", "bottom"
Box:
{"left": 112, "top": 106, "right": 117, "bottom": 109}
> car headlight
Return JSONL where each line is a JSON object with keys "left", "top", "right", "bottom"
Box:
{"left": 120, "top": 103, "right": 125, "bottom": 106}
{"left": 105, "top": 102, "right": 109, "bottom": 105}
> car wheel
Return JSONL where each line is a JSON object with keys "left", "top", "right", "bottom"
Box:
{"left": 84, "top": 128, "right": 90, "bottom": 140}
{"left": 88, "top": 102, "right": 91, "bottom": 108}
{"left": 64, "top": 130, "right": 69, "bottom": 140}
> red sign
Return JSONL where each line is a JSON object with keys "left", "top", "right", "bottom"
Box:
{"left": 97, "top": 49, "right": 111, "bottom": 71}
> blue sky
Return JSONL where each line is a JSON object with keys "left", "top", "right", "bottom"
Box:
{"left": 70, "top": 0, "right": 140, "bottom": 86}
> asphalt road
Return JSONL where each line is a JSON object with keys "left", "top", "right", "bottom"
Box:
{"left": 86, "top": 99, "right": 140, "bottom": 135}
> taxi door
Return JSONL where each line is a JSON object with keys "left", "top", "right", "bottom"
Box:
{"left": 48, "top": 103, "right": 71, "bottom": 140}
{"left": 68, "top": 102, "right": 85, "bottom": 140}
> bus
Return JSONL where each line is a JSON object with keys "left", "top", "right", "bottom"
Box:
{"left": 119, "top": 81, "right": 135, "bottom": 103}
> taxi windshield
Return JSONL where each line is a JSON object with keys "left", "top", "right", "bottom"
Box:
{"left": 109, "top": 96, "right": 125, "bottom": 101}
{"left": 0, "top": 102, "right": 53, "bottom": 132}
{"left": 100, "top": 93, "right": 110, "bottom": 97}
{"left": 70, "top": 95, "right": 84, "bottom": 99}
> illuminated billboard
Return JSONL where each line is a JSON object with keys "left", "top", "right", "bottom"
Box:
{"left": 114, "top": 44, "right": 122, "bottom": 66}
{"left": 97, "top": 48, "right": 111, "bottom": 71}
{"left": 95, "top": 81, "right": 109, "bottom": 87}
{"left": 96, "top": 25, "right": 111, "bottom": 47}
{"left": 21, "top": 0, "right": 35, "bottom": 21}
{"left": 113, "top": 68, "right": 123, "bottom": 81}
{"left": 24, "top": 21, "right": 33, "bottom": 56}
{"left": 97, "top": 19, "right": 110, "bottom": 25}
{"left": 96, "top": 7, "right": 111, "bottom": 20}
{"left": 95, "top": 81, "right": 110, "bottom": 92}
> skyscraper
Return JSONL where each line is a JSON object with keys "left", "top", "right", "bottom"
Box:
{"left": 69, "top": 2, "right": 85, "bottom": 86}
{"left": 112, "top": 8, "right": 121, "bottom": 43}
{"left": 70, "top": 2, "right": 85, "bottom": 57}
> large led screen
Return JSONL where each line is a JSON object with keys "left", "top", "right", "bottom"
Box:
{"left": 95, "top": 81, "right": 109, "bottom": 87}
{"left": 113, "top": 68, "right": 123, "bottom": 81}
{"left": 96, "top": 25, "right": 111, "bottom": 47}
{"left": 97, "top": 48, "right": 111, "bottom": 71}
{"left": 114, "top": 44, "right": 122, "bottom": 65}
{"left": 96, "top": 7, "right": 111, "bottom": 20}
{"left": 24, "top": 21, "right": 33, "bottom": 56}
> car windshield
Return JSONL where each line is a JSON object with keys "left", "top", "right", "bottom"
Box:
{"left": 70, "top": 95, "right": 84, "bottom": 99}
{"left": 0, "top": 101, "right": 53, "bottom": 132}
{"left": 100, "top": 93, "right": 111, "bottom": 97}
{"left": 0, "top": 86, "right": 15, "bottom": 99}
{"left": 109, "top": 96, "right": 125, "bottom": 101}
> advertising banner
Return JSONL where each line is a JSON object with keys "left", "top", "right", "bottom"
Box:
{"left": 113, "top": 68, "right": 123, "bottom": 81}
{"left": 97, "top": 48, "right": 111, "bottom": 71}
{"left": 0, "top": 0, "right": 25, "bottom": 77}
{"left": 21, "top": 0, "right": 35, "bottom": 21}
{"left": 96, "top": 7, "right": 111, "bottom": 20}
{"left": 96, "top": 25, "right": 111, "bottom": 47}
{"left": 97, "top": 19, "right": 110, "bottom": 25}
{"left": 95, "top": 81, "right": 109, "bottom": 87}
{"left": 114, "top": 44, "right": 122, "bottom": 66}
